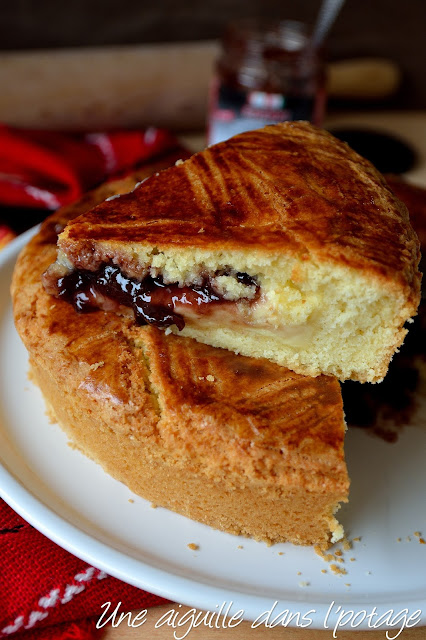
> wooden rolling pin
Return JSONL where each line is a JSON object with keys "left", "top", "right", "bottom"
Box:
{"left": 327, "top": 57, "right": 401, "bottom": 100}
{"left": 0, "top": 42, "right": 401, "bottom": 131}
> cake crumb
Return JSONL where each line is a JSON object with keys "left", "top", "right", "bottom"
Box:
{"left": 321, "top": 569, "right": 327, "bottom": 574}
{"left": 206, "top": 374, "right": 215, "bottom": 382}
{"left": 237, "top": 545, "right": 243, "bottom": 549}
{"left": 89, "top": 361, "right": 105, "bottom": 371}
{"left": 345, "top": 583, "right": 351, "bottom": 587}
{"left": 187, "top": 543, "right": 199, "bottom": 551}
{"left": 397, "top": 538, "right": 402, "bottom": 543}
{"left": 45, "top": 406, "right": 57, "bottom": 424}
{"left": 330, "top": 564, "right": 347, "bottom": 576}
{"left": 350, "top": 558, "right": 356, "bottom": 562}
{"left": 175, "top": 159, "right": 184, "bottom": 166}
{"left": 414, "top": 531, "right": 421, "bottom": 537}
{"left": 198, "top": 376, "right": 204, "bottom": 380}
{"left": 150, "top": 503, "right": 158, "bottom": 509}
{"left": 314, "top": 545, "right": 334, "bottom": 562}
{"left": 342, "top": 538, "right": 352, "bottom": 551}
{"left": 406, "top": 536, "right": 411, "bottom": 542}
{"left": 420, "top": 538, "right": 425, "bottom": 545}
{"left": 297, "top": 571, "right": 302, "bottom": 575}
{"left": 278, "top": 552, "right": 284, "bottom": 556}
{"left": 352, "top": 537, "right": 361, "bottom": 542}
{"left": 335, "top": 550, "right": 343, "bottom": 557}
{"left": 298, "top": 581, "right": 310, "bottom": 588}
{"left": 128, "top": 498, "right": 134, "bottom": 504}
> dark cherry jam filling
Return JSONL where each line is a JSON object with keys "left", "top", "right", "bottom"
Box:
{"left": 56, "top": 264, "right": 258, "bottom": 330}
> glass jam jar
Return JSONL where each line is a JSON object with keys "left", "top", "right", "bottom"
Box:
{"left": 208, "top": 20, "right": 326, "bottom": 145}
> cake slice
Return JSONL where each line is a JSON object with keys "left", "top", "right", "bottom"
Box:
{"left": 12, "top": 172, "right": 349, "bottom": 549}
{"left": 42, "top": 122, "right": 421, "bottom": 382}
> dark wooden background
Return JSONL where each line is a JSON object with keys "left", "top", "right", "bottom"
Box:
{"left": 1, "top": 0, "right": 425, "bottom": 107}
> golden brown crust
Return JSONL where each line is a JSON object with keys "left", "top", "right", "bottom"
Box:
{"left": 141, "top": 327, "right": 346, "bottom": 479}
{"left": 12, "top": 169, "right": 349, "bottom": 546}
{"left": 59, "top": 122, "right": 420, "bottom": 307}
{"left": 385, "top": 175, "right": 426, "bottom": 252}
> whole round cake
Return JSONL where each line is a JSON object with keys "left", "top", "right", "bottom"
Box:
{"left": 12, "top": 161, "right": 349, "bottom": 549}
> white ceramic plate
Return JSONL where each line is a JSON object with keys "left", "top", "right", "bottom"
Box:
{"left": 1, "top": 229, "right": 426, "bottom": 631}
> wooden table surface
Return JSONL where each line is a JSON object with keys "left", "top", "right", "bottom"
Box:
{"left": 102, "top": 604, "right": 425, "bottom": 638}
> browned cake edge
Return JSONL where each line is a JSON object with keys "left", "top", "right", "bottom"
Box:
{"left": 30, "top": 357, "right": 347, "bottom": 548}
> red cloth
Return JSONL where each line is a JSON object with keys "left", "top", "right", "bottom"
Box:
{"left": 0, "top": 498, "right": 167, "bottom": 638}
{"left": 0, "top": 125, "right": 178, "bottom": 210}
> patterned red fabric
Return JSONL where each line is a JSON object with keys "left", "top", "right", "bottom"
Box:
{"left": 12, "top": 618, "right": 101, "bottom": 640}
{"left": 0, "top": 499, "right": 167, "bottom": 638}
{"left": 0, "top": 125, "right": 178, "bottom": 210}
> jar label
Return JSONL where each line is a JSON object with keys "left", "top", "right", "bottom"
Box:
{"left": 208, "top": 80, "right": 319, "bottom": 145}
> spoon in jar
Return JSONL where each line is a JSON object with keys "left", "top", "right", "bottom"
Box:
{"left": 311, "top": 0, "right": 346, "bottom": 47}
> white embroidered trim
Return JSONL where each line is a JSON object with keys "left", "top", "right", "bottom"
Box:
{"left": 0, "top": 567, "right": 108, "bottom": 636}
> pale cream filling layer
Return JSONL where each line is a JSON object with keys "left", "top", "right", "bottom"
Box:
{"left": 173, "top": 299, "right": 315, "bottom": 348}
